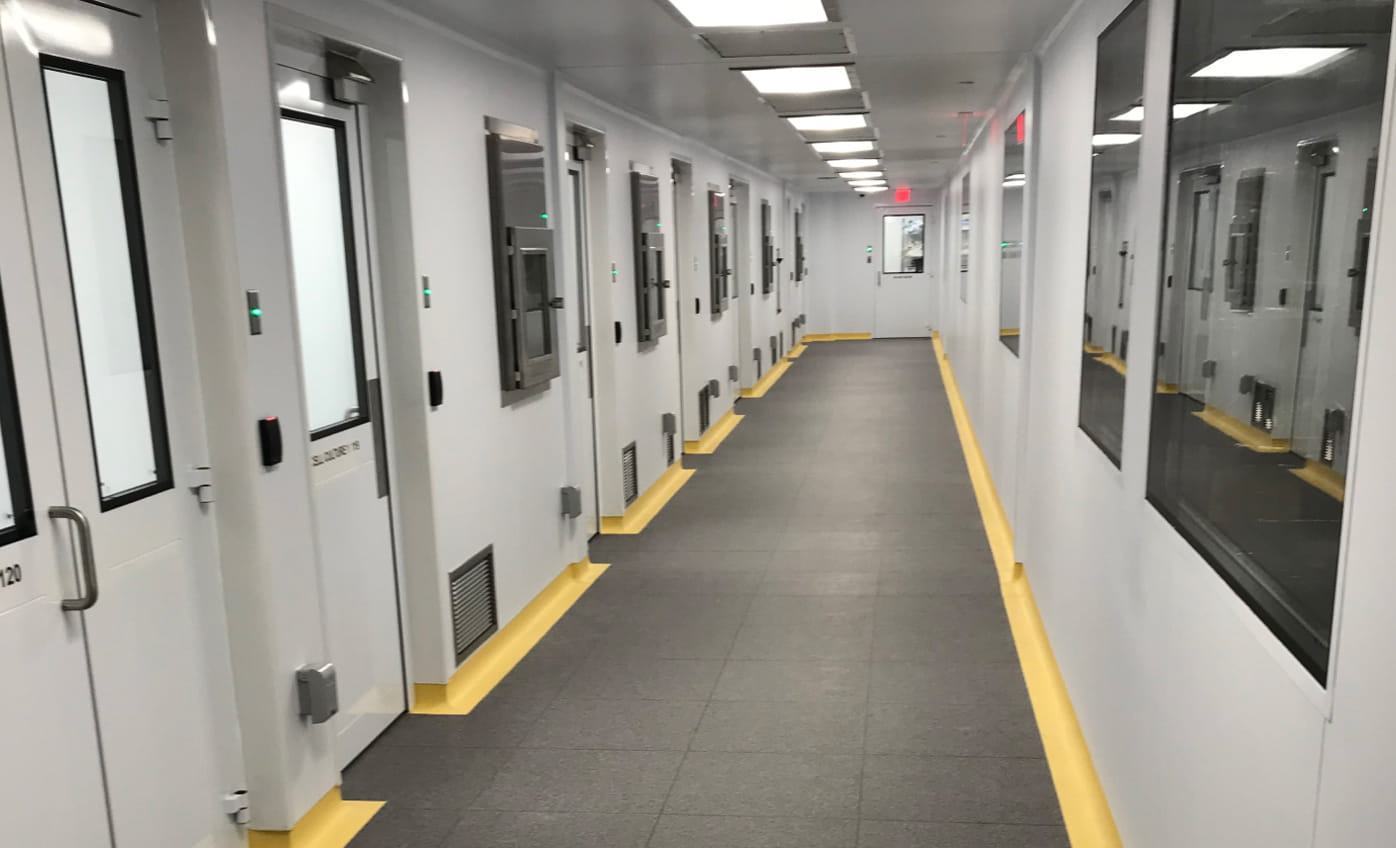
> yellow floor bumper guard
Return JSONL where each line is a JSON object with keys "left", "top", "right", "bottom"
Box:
{"left": 247, "top": 787, "right": 383, "bottom": 848}
{"left": 933, "top": 332, "right": 1123, "bottom": 848}
{"left": 685, "top": 408, "right": 744, "bottom": 455}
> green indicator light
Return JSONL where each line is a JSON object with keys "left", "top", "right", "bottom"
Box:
{"left": 656, "top": 222, "right": 663, "bottom": 228}
{"left": 250, "top": 308, "right": 263, "bottom": 317}
{"left": 866, "top": 246, "right": 873, "bottom": 253}
{"left": 540, "top": 213, "right": 549, "bottom": 220}
{"left": 423, "top": 289, "right": 432, "bottom": 296}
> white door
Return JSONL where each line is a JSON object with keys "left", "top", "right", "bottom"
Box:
{"left": 875, "top": 207, "right": 937, "bottom": 338}
{"left": 276, "top": 65, "right": 405, "bottom": 766}
{"left": 564, "top": 159, "right": 600, "bottom": 535}
{"left": 1, "top": 1, "right": 244, "bottom": 845}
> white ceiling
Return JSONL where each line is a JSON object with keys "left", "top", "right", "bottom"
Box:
{"left": 385, "top": 0, "right": 1078, "bottom": 191}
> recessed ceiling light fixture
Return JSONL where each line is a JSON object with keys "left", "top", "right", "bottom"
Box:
{"left": 858, "top": 186, "right": 889, "bottom": 193}
{"left": 827, "top": 158, "right": 880, "bottom": 169}
{"left": 811, "top": 140, "right": 877, "bottom": 154}
{"left": 1192, "top": 47, "right": 1350, "bottom": 79}
{"left": 788, "top": 114, "right": 869, "bottom": 131}
{"left": 838, "top": 170, "right": 883, "bottom": 179}
{"left": 1092, "top": 133, "right": 1141, "bottom": 147}
{"left": 668, "top": 0, "right": 827, "bottom": 27}
{"left": 741, "top": 65, "right": 853, "bottom": 95}
{"left": 848, "top": 179, "right": 887, "bottom": 187}
{"left": 1111, "top": 103, "right": 1220, "bottom": 122}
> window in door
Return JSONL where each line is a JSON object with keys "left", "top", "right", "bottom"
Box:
{"left": 882, "top": 213, "right": 925, "bottom": 273}
{"left": 41, "top": 57, "right": 172, "bottom": 507}
{"left": 280, "top": 112, "right": 370, "bottom": 438}
{"left": 0, "top": 289, "right": 32, "bottom": 545}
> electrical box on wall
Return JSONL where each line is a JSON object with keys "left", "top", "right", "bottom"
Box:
{"left": 709, "top": 188, "right": 730, "bottom": 315}
{"left": 794, "top": 209, "right": 806, "bottom": 282}
{"left": 632, "top": 170, "right": 668, "bottom": 345}
{"left": 486, "top": 117, "right": 560, "bottom": 396}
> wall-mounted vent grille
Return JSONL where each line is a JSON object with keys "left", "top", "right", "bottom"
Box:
{"left": 769, "top": 336, "right": 779, "bottom": 370}
{"left": 450, "top": 547, "right": 498, "bottom": 662}
{"left": 1119, "top": 330, "right": 1130, "bottom": 362}
{"left": 1251, "top": 381, "right": 1277, "bottom": 433}
{"left": 622, "top": 441, "right": 639, "bottom": 505}
{"left": 1110, "top": 326, "right": 1118, "bottom": 354}
{"left": 1084, "top": 314, "right": 1093, "bottom": 342}
{"left": 1322, "top": 408, "right": 1347, "bottom": 465}
{"left": 665, "top": 433, "right": 675, "bottom": 466}
{"left": 698, "top": 385, "right": 712, "bottom": 433}
{"left": 754, "top": 346, "right": 763, "bottom": 379}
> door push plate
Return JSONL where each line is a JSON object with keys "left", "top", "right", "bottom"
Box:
{"left": 296, "top": 662, "right": 339, "bottom": 724}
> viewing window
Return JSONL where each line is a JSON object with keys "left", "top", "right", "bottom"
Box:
{"left": 958, "top": 173, "right": 971, "bottom": 302}
{"left": 1000, "top": 111, "right": 1028, "bottom": 355}
{"left": 280, "top": 112, "right": 370, "bottom": 437}
{"left": 0, "top": 292, "right": 33, "bottom": 545}
{"left": 1077, "top": 0, "right": 1147, "bottom": 466}
{"left": 1148, "top": 0, "right": 1392, "bottom": 681}
{"left": 882, "top": 214, "right": 925, "bottom": 273}
{"left": 42, "top": 58, "right": 173, "bottom": 507}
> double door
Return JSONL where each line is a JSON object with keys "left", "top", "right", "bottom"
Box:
{"left": 0, "top": 1, "right": 242, "bottom": 845}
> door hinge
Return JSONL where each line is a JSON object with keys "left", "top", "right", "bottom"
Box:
{"left": 147, "top": 99, "right": 173, "bottom": 141}
{"left": 187, "top": 466, "right": 214, "bottom": 504}
{"left": 222, "top": 790, "right": 250, "bottom": 825}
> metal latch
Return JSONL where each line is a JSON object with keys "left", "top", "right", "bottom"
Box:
{"left": 296, "top": 663, "right": 339, "bottom": 724}
{"left": 147, "top": 99, "right": 173, "bottom": 142}
{"left": 222, "top": 790, "right": 250, "bottom": 825}
{"left": 187, "top": 466, "right": 214, "bottom": 504}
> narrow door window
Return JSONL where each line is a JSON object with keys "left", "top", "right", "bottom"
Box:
{"left": 41, "top": 58, "right": 172, "bottom": 507}
{"left": 280, "top": 112, "right": 369, "bottom": 438}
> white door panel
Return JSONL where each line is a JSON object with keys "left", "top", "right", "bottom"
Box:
{"left": 875, "top": 206, "right": 937, "bottom": 338}
{"left": 277, "top": 64, "right": 405, "bottom": 768}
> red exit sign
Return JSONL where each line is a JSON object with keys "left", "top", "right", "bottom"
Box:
{"left": 894, "top": 187, "right": 912, "bottom": 203}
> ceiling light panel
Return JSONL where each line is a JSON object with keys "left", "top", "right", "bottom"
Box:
{"left": 788, "top": 114, "right": 868, "bottom": 131}
{"left": 858, "top": 186, "right": 889, "bottom": 193}
{"left": 838, "top": 170, "right": 883, "bottom": 179}
{"left": 1092, "top": 133, "right": 1141, "bottom": 147}
{"left": 827, "top": 158, "right": 879, "bottom": 168}
{"left": 1191, "top": 47, "right": 1350, "bottom": 79}
{"left": 669, "top": 0, "right": 827, "bottom": 27}
{"left": 1111, "top": 103, "right": 1220, "bottom": 122}
{"left": 848, "top": 180, "right": 887, "bottom": 187}
{"left": 812, "top": 140, "right": 877, "bottom": 153}
{"left": 742, "top": 65, "right": 852, "bottom": 95}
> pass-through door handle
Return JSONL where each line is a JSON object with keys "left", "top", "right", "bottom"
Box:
{"left": 50, "top": 506, "right": 98, "bottom": 611}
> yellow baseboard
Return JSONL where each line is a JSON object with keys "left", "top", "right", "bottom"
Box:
{"left": 740, "top": 359, "right": 792, "bottom": 398}
{"left": 684, "top": 408, "right": 744, "bottom": 455}
{"left": 1192, "top": 404, "right": 1291, "bottom": 454}
{"left": 1155, "top": 381, "right": 1180, "bottom": 394}
{"left": 1000, "top": 328, "right": 1021, "bottom": 337}
{"left": 413, "top": 558, "right": 610, "bottom": 715}
{"left": 248, "top": 788, "right": 382, "bottom": 848}
{"left": 601, "top": 460, "right": 694, "bottom": 534}
{"left": 1290, "top": 458, "right": 1346, "bottom": 502}
{"left": 804, "top": 332, "right": 872, "bottom": 342}
{"left": 787, "top": 343, "right": 808, "bottom": 358}
{"left": 1083, "top": 343, "right": 1106, "bottom": 355}
{"left": 1093, "top": 352, "right": 1127, "bottom": 377}
{"left": 932, "top": 331, "right": 1123, "bottom": 848}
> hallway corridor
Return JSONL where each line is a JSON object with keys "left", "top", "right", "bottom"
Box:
{"left": 342, "top": 339, "right": 1066, "bottom": 847}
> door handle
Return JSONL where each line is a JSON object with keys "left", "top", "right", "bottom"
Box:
{"left": 50, "top": 506, "right": 98, "bottom": 611}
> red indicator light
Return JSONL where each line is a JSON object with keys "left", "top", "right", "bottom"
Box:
{"left": 894, "top": 187, "right": 912, "bottom": 203}
{"left": 1016, "top": 113, "right": 1025, "bottom": 144}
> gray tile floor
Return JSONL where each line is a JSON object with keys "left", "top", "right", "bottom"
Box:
{"left": 345, "top": 339, "right": 1067, "bottom": 848}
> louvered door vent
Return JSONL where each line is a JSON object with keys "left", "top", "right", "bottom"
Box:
{"left": 622, "top": 441, "right": 639, "bottom": 505}
{"left": 1322, "top": 408, "right": 1346, "bottom": 465}
{"left": 665, "top": 433, "right": 675, "bottom": 465}
{"left": 450, "top": 546, "right": 498, "bottom": 662}
{"left": 698, "top": 385, "right": 712, "bottom": 433}
{"left": 1251, "top": 381, "right": 1277, "bottom": 432}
